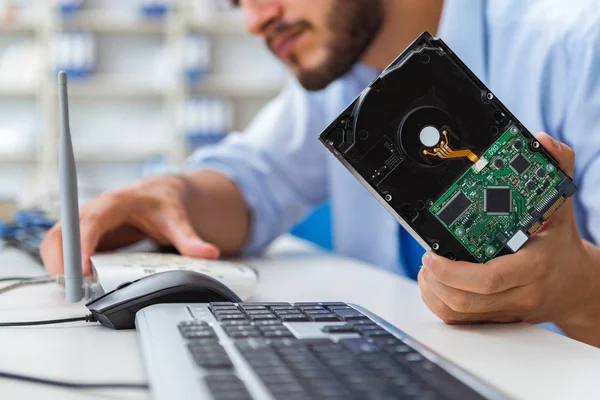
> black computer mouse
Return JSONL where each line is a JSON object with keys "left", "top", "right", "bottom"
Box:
{"left": 86, "top": 270, "right": 241, "bottom": 330}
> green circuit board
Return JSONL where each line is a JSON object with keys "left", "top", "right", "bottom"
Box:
{"left": 430, "top": 125, "right": 567, "bottom": 263}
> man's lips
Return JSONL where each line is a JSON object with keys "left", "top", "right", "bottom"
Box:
{"left": 270, "top": 28, "right": 306, "bottom": 58}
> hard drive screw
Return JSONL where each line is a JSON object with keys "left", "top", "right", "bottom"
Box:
{"left": 533, "top": 141, "right": 540, "bottom": 149}
{"left": 385, "top": 194, "right": 393, "bottom": 202}
{"left": 432, "top": 243, "right": 440, "bottom": 250}
{"left": 486, "top": 92, "right": 494, "bottom": 100}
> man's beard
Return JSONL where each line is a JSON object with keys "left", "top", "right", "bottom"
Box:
{"left": 268, "top": 0, "right": 384, "bottom": 91}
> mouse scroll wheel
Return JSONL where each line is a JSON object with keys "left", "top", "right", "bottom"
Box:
{"left": 117, "top": 281, "right": 133, "bottom": 290}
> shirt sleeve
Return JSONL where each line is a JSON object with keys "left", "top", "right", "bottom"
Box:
{"left": 555, "top": 23, "right": 600, "bottom": 244}
{"left": 184, "top": 80, "right": 330, "bottom": 254}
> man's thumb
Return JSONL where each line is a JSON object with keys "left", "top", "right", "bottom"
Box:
{"left": 534, "top": 132, "right": 575, "bottom": 178}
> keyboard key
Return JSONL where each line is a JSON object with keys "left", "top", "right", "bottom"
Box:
{"left": 179, "top": 326, "right": 216, "bottom": 340}
{"left": 263, "top": 330, "right": 295, "bottom": 338}
{"left": 353, "top": 324, "right": 381, "bottom": 332}
{"left": 249, "top": 314, "right": 278, "bottom": 321}
{"left": 229, "top": 331, "right": 262, "bottom": 338}
{"left": 187, "top": 338, "right": 219, "bottom": 346}
{"left": 213, "top": 310, "right": 245, "bottom": 316}
{"left": 178, "top": 321, "right": 208, "bottom": 327}
{"left": 333, "top": 310, "right": 369, "bottom": 321}
{"left": 279, "top": 314, "right": 309, "bottom": 322}
{"left": 340, "top": 338, "right": 383, "bottom": 355}
{"left": 273, "top": 310, "right": 303, "bottom": 316}
{"left": 320, "top": 302, "right": 348, "bottom": 307}
{"left": 205, "top": 374, "right": 252, "bottom": 400}
{"left": 189, "top": 345, "right": 233, "bottom": 370}
{"left": 240, "top": 305, "right": 268, "bottom": 311}
{"left": 221, "top": 320, "right": 253, "bottom": 327}
{"left": 257, "top": 325, "right": 288, "bottom": 332}
{"left": 217, "top": 314, "right": 248, "bottom": 321}
{"left": 308, "top": 314, "right": 340, "bottom": 322}
{"left": 242, "top": 302, "right": 291, "bottom": 307}
{"left": 321, "top": 324, "right": 356, "bottom": 334}
{"left": 296, "top": 306, "right": 326, "bottom": 311}
{"left": 303, "top": 309, "right": 332, "bottom": 315}
{"left": 351, "top": 320, "right": 379, "bottom": 326}
{"left": 210, "top": 302, "right": 236, "bottom": 306}
{"left": 270, "top": 306, "right": 299, "bottom": 311}
{"left": 361, "top": 329, "right": 394, "bottom": 339}
{"left": 245, "top": 310, "right": 275, "bottom": 316}
{"left": 225, "top": 325, "right": 259, "bottom": 332}
{"left": 210, "top": 306, "right": 239, "bottom": 311}
{"left": 255, "top": 320, "right": 285, "bottom": 326}
{"left": 326, "top": 305, "right": 354, "bottom": 311}
{"left": 383, "top": 344, "right": 415, "bottom": 354}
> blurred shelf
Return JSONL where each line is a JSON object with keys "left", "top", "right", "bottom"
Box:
{"left": 0, "top": 21, "right": 37, "bottom": 33}
{"left": 51, "top": 75, "right": 170, "bottom": 98}
{"left": 0, "top": 150, "right": 36, "bottom": 163}
{"left": 193, "top": 74, "right": 286, "bottom": 98}
{"left": 0, "top": 86, "right": 37, "bottom": 98}
{"left": 56, "top": 10, "right": 169, "bottom": 35}
{"left": 44, "top": 74, "right": 284, "bottom": 99}
{"left": 74, "top": 146, "right": 167, "bottom": 162}
{"left": 54, "top": 11, "right": 248, "bottom": 36}
{"left": 187, "top": 13, "right": 247, "bottom": 35}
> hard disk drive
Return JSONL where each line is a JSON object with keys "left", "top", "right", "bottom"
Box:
{"left": 319, "top": 32, "right": 577, "bottom": 263}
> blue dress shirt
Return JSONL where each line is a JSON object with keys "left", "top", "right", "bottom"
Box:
{"left": 187, "top": 0, "right": 600, "bottom": 278}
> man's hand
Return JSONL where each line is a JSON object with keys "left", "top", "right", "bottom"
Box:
{"left": 418, "top": 133, "right": 600, "bottom": 347}
{"left": 41, "top": 175, "right": 221, "bottom": 277}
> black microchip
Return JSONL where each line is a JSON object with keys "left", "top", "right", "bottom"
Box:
{"left": 438, "top": 192, "right": 472, "bottom": 226}
{"left": 485, "top": 187, "right": 512, "bottom": 215}
{"left": 537, "top": 188, "right": 544, "bottom": 195}
{"left": 536, "top": 168, "right": 547, "bottom": 178}
{"left": 510, "top": 154, "right": 530, "bottom": 175}
{"left": 513, "top": 140, "right": 523, "bottom": 150}
{"left": 464, "top": 219, "right": 474, "bottom": 229}
{"left": 526, "top": 180, "right": 536, "bottom": 190}
{"left": 494, "top": 159, "right": 504, "bottom": 168}
{"left": 496, "top": 232, "right": 508, "bottom": 244}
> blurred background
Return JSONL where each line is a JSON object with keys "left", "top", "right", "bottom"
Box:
{"left": 0, "top": 0, "right": 331, "bottom": 250}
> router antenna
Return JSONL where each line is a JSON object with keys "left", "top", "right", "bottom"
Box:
{"left": 58, "top": 71, "right": 83, "bottom": 303}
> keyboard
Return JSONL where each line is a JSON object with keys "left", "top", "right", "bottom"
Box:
{"left": 136, "top": 302, "right": 505, "bottom": 400}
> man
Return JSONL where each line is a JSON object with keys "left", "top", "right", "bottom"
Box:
{"left": 41, "top": 0, "right": 600, "bottom": 347}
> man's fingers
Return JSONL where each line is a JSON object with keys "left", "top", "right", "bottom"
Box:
{"left": 78, "top": 196, "right": 132, "bottom": 275}
{"left": 154, "top": 206, "right": 220, "bottom": 259}
{"left": 40, "top": 224, "right": 64, "bottom": 277}
{"left": 423, "top": 250, "right": 539, "bottom": 294}
{"left": 418, "top": 269, "right": 521, "bottom": 324}
{"left": 534, "top": 132, "right": 575, "bottom": 177}
{"left": 421, "top": 266, "right": 540, "bottom": 314}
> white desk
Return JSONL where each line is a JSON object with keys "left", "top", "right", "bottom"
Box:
{"left": 0, "top": 237, "right": 598, "bottom": 400}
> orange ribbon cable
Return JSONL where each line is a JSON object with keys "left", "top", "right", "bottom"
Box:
{"left": 422, "top": 129, "right": 479, "bottom": 163}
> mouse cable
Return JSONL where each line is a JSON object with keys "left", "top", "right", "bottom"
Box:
{"left": 0, "top": 314, "right": 98, "bottom": 327}
{"left": 0, "top": 276, "right": 57, "bottom": 295}
{"left": 0, "top": 370, "right": 148, "bottom": 390}
{"left": 0, "top": 276, "right": 49, "bottom": 283}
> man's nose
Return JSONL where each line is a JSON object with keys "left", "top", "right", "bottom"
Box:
{"left": 242, "top": 0, "right": 282, "bottom": 36}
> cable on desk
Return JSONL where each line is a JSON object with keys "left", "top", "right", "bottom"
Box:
{"left": 0, "top": 370, "right": 149, "bottom": 390}
{"left": 0, "top": 276, "right": 55, "bottom": 295}
{"left": 0, "top": 276, "right": 48, "bottom": 283}
{"left": 0, "top": 314, "right": 97, "bottom": 327}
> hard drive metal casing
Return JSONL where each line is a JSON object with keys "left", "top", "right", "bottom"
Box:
{"left": 319, "top": 32, "right": 577, "bottom": 262}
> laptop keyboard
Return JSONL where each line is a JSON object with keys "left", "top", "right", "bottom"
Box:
{"left": 171, "top": 302, "right": 489, "bottom": 400}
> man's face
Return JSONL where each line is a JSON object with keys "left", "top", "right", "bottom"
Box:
{"left": 236, "top": 0, "right": 384, "bottom": 91}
